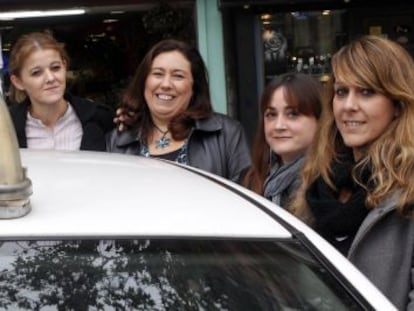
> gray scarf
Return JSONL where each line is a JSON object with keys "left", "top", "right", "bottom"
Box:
{"left": 263, "top": 155, "right": 305, "bottom": 207}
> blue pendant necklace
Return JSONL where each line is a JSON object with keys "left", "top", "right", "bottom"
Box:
{"left": 154, "top": 124, "right": 170, "bottom": 149}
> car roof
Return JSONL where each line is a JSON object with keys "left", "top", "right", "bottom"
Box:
{"left": 0, "top": 149, "right": 293, "bottom": 239}
{"left": 0, "top": 150, "right": 398, "bottom": 311}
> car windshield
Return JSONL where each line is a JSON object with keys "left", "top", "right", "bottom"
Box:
{"left": 0, "top": 238, "right": 365, "bottom": 310}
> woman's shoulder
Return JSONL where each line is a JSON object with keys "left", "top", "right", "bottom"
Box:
{"left": 106, "top": 128, "right": 140, "bottom": 152}
{"left": 67, "top": 93, "right": 115, "bottom": 129}
{"left": 8, "top": 100, "right": 29, "bottom": 114}
{"left": 196, "top": 113, "right": 243, "bottom": 132}
{"left": 68, "top": 94, "right": 113, "bottom": 113}
{"left": 7, "top": 101, "right": 30, "bottom": 129}
{"left": 211, "top": 112, "right": 242, "bottom": 124}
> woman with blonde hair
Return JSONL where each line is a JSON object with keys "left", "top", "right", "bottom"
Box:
{"left": 290, "top": 35, "right": 414, "bottom": 309}
{"left": 8, "top": 31, "right": 114, "bottom": 151}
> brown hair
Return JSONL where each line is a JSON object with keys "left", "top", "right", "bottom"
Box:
{"left": 122, "top": 39, "right": 213, "bottom": 142}
{"left": 291, "top": 35, "right": 414, "bottom": 221}
{"left": 242, "top": 73, "right": 322, "bottom": 194}
{"left": 8, "top": 31, "right": 70, "bottom": 103}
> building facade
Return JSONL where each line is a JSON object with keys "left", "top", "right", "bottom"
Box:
{"left": 219, "top": 0, "right": 414, "bottom": 144}
{"left": 1, "top": 0, "right": 414, "bottom": 145}
{"left": 0, "top": 1, "right": 199, "bottom": 109}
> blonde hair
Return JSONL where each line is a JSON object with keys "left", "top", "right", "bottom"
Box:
{"left": 9, "top": 31, "right": 69, "bottom": 103}
{"left": 290, "top": 35, "right": 414, "bottom": 221}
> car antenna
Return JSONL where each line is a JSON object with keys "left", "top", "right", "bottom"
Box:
{"left": 0, "top": 96, "right": 32, "bottom": 218}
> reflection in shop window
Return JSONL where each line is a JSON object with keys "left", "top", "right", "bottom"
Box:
{"left": 261, "top": 10, "right": 346, "bottom": 83}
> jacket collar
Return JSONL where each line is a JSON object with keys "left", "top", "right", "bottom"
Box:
{"left": 114, "top": 129, "right": 141, "bottom": 147}
{"left": 9, "top": 101, "right": 30, "bottom": 148}
{"left": 16, "top": 93, "right": 95, "bottom": 123}
{"left": 194, "top": 114, "right": 222, "bottom": 132}
{"left": 348, "top": 191, "right": 400, "bottom": 257}
{"left": 373, "top": 191, "right": 399, "bottom": 214}
{"left": 355, "top": 191, "right": 399, "bottom": 232}
{"left": 64, "top": 93, "right": 96, "bottom": 123}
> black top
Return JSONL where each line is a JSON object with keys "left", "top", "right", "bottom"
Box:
{"left": 151, "top": 148, "right": 181, "bottom": 161}
{"left": 8, "top": 93, "right": 115, "bottom": 151}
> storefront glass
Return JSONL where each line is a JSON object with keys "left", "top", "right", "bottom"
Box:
{"left": 0, "top": 3, "right": 195, "bottom": 108}
{"left": 260, "top": 10, "right": 347, "bottom": 83}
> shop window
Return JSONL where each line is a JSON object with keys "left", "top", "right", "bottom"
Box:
{"left": 260, "top": 10, "right": 347, "bottom": 84}
{"left": 0, "top": 3, "right": 195, "bottom": 108}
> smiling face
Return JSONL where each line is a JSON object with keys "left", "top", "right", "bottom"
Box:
{"left": 144, "top": 51, "right": 194, "bottom": 123}
{"left": 10, "top": 48, "right": 67, "bottom": 107}
{"left": 333, "top": 82, "right": 397, "bottom": 161}
{"left": 264, "top": 86, "right": 318, "bottom": 164}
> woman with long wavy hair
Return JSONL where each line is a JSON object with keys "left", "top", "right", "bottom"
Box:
{"left": 290, "top": 35, "right": 414, "bottom": 310}
{"left": 107, "top": 39, "right": 251, "bottom": 182}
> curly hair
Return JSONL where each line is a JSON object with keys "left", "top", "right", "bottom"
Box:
{"left": 122, "top": 39, "right": 213, "bottom": 142}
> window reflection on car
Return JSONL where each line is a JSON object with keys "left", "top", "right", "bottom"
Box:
{"left": 0, "top": 239, "right": 362, "bottom": 310}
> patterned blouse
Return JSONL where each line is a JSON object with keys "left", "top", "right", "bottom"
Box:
{"left": 139, "top": 140, "right": 188, "bottom": 164}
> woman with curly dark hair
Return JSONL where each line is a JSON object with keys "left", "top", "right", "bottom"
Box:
{"left": 107, "top": 39, "right": 250, "bottom": 182}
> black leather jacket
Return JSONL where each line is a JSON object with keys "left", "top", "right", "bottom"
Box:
{"left": 106, "top": 113, "right": 251, "bottom": 182}
{"left": 9, "top": 93, "right": 115, "bottom": 151}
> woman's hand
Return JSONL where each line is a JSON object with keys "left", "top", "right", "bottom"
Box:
{"left": 113, "top": 107, "right": 137, "bottom": 131}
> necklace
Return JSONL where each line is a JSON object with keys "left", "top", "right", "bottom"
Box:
{"left": 153, "top": 124, "right": 170, "bottom": 149}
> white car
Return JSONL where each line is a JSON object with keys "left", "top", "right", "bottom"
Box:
{"left": 0, "top": 102, "right": 396, "bottom": 310}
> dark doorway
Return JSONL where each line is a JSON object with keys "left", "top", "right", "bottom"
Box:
{"left": 0, "top": 2, "right": 196, "bottom": 108}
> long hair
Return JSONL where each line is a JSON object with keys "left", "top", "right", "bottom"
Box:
{"left": 8, "top": 31, "right": 70, "bottom": 104}
{"left": 291, "top": 35, "right": 414, "bottom": 221}
{"left": 122, "top": 39, "right": 213, "bottom": 142}
{"left": 242, "top": 73, "right": 322, "bottom": 194}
